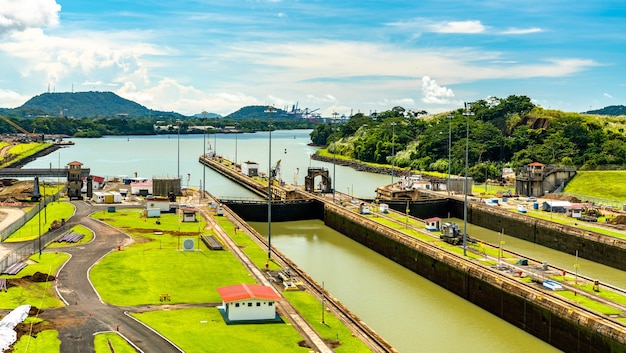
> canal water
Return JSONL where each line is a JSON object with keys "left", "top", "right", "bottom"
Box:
{"left": 21, "top": 131, "right": 597, "bottom": 352}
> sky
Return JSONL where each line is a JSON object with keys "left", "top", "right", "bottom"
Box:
{"left": 0, "top": 0, "right": 625, "bottom": 117}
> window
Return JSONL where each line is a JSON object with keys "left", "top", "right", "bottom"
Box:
{"left": 256, "top": 302, "right": 261, "bottom": 307}
{"left": 235, "top": 303, "right": 239, "bottom": 307}
{"left": 268, "top": 302, "right": 273, "bottom": 306}
{"left": 248, "top": 302, "right": 252, "bottom": 307}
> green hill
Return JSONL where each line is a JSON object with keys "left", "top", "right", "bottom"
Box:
{"left": 563, "top": 171, "right": 626, "bottom": 205}
{"left": 585, "top": 105, "right": 626, "bottom": 116}
{"left": 2, "top": 91, "right": 187, "bottom": 119}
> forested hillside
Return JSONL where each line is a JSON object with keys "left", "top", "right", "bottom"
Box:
{"left": 311, "top": 95, "right": 626, "bottom": 182}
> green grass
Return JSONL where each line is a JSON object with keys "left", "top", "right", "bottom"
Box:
{"left": 11, "top": 329, "right": 60, "bottom": 352}
{"left": 132, "top": 308, "right": 310, "bottom": 353}
{"left": 90, "top": 208, "right": 255, "bottom": 306}
{"left": 283, "top": 291, "right": 371, "bottom": 352}
{"left": 556, "top": 291, "right": 623, "bottom": 316}
{"left": 563, "top": 171, "right": 626, "bottom": 205}
{"left": 47, "top": 225, "right": 94, "bottom": 248}
{"left": 5, "top": 201, "right": 75, "bottom": 242}
{"left": 0, "top": 142, "right": 52, "bottom": 168}
{"left": 0, "top": 252, "right": 69, "bottom": 309}
{"left": 221, "top": 217, "right": 282, "bottom": 271}
{"left": 94, "top": 332, "right": 138, "bottom": 353}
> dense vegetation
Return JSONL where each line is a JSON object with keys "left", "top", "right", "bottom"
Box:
{"left": 311, "top": 95, "right": 626, "bottom": 182}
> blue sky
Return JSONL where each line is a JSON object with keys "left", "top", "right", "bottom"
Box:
{"left": 1, "top": 0, "right": 625, "bottom": 116}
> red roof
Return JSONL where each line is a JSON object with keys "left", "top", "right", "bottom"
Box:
{"left": 527, "top": 162, "right": 545, "bottom": 166}
{"left": 217, "top": 284, "right": 281, "bottom": 302}
{"left": 67, "top": 161, "right": 83, "bottom": 166}
{"left": 91, "top": 175, "right": 105, "bottom": 183}
{"left": 424, "top": 217, "right": 441, "bottom": 222}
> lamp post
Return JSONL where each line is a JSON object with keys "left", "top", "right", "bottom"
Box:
{"left": 176, "top": 119, "right": 181, "bottom": 180}
{"left": 462, "top": 102, "right": 474, "bottom": 256}
{"left": 265, "top": 105, "right": 275, "bottom": 262}
{"left": 234, "top": 123, "right": 238, "bottom": 168}
{"left": 447, "top": 114, "right": 453, "bottom": 196}
{"left": 202, "top": 111, "right": 207, "bottom": 200}
{"left": 332, "top": 112, "right": 338, "bottom": 203}
{"left": 391, "top": 122, "right": 397, "bottom": 185}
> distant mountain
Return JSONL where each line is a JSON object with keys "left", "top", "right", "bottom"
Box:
{"left": 585, "top": 105, "right": 626, "bottom": 116}
{"left": 192, "top": 112, "right": 222, "bottom": 119}
{"left": 2, "top": 91, "right": 186, "bottom": 119}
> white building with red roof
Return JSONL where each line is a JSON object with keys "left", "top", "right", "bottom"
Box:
{"left": 217, "top": 284, "right": 281, "bottom": 322}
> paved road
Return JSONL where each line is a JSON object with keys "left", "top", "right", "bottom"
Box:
{"left": 40, "top": 201, "right": 182, "bottom": 353}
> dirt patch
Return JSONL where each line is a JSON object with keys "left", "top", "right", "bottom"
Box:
{"left": 542, "top": 194, "right": 581, "bottom": 202}
{"left": 298, "top": 338, "right": 342, "bottom": 349}
{"left": 21, "top": 271, "right": 56, "bottom": 282}
{"left": 608, "top": 215, "right": 626, "bottom": 225}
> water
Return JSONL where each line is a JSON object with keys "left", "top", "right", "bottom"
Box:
{"left": 28, "top": 131, "right": 389, "bottom": 199}
{"left": 23, "top": 132, "right": 567, "bottom": 352}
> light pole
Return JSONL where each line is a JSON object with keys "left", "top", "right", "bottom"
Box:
{"left": 391, "top": 122, "right": 397, "bottom": 185}
{"left": 447, "top": 114, "right": 453, "bottom": 196}
{"left": 203, "top": 133, "right": 206, "bottom": 198}
{"left": 176, "top": 119, "right": 181, "bottom": 180}
{"left": 234, "top": 123, "right": 238, "bottom": 168}
{"left": 332, "top": 112, "right": 338, "bottom": 203}
{"left": 462, "top": 102, "right": 474, "bottom": 256}
{"left": 265, "top": 105, "right": 275, "bottom": 262}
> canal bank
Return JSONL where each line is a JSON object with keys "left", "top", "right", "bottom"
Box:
{"left": 202, "top": 154, "right": 626, "bottom": 352}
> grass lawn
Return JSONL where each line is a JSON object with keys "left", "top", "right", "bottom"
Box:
{"left": 556, "top": 291, "right": 623, "bottom": 316}
{"left": 564, "top": 171, "right": 626, "bottom": 205}
{"left": 94, "top": 332, "right": 138, "bottom": 353}
{"left": 283, "top": 291, "right": 371, "bottom": 352}
{"left": 11, "top": 329, "right": 60, "bottom": 352}
{"left": 218, "top": 216, "right": 282, "bottom": 271}
{"left": 0, "top": 252, "right": 69, "bottom": 309}
{"left": 90, "top": 208, "right": 256, "bottom": 306}
{"left": 132, "top": 307, "right": 311, "bottom": 353}
{"left": 5, "top": 201, "right": 75, "bottom": 242}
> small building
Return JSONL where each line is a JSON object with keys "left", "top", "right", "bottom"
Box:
{"left": 217, "top": 284, "right": 281, "bottom": 322}
{"left": 379, "top": 203, "right": 389, "bottom": 213}
{"left": 424, "top": 217, "right": 441, "bottom": 231}
{"left": 181, "top": 207, "right": 197, "bottom": 222}
{"left": 542, "top": 200, "right": 572, "bottom": 213}
{"left": 92, "top": 191, "right": 122, "bottom": 204}
{"left": 241, "top": 161, "right": 259, "bottom": 177}
{"left": 144, "top": 197, "right": 170, "bottom": 212}
{"left": 131, "top": 181, "right": 153, "bottom": 196}
{"left": 145, "top": 208, "right": 161, "bottom": 218}
{"left": 90, "top": 175, "right": 106, "bottom": 190}
{"left": 566, "top": 203, "right": 583, "bottom": 218}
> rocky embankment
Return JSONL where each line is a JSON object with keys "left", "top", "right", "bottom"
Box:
{"left": 310, "top": 154, "right": 393, "bottom": 175}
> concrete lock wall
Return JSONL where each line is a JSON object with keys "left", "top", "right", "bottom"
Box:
{"left": 323, "top": 203, "right": 626, "bottom": 353}
{"left": 449, "top": 199, "right": 626, "bottom": 272}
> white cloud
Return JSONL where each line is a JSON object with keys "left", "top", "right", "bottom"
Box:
{"left": 0, "top": 88, "right": 29, "bottom": 108}
{"left": 428, "top": 20, "right": 486, "bottom": 34}
{"left": 603, "top": 93, "right": 613, "bottom": 98}
{"left": 501, "top": 27, "right": 543, "bottom": 35}
{"left": 0, "top": 0, "right": 60, "bottom": 35}
{"left": 420, "top": 76, "right": 456, "bottom": 104}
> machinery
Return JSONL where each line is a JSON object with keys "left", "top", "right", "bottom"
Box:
{"left": 0, "top": 115, "right": 42, "bottom": 141}
{"left": 440, "top": 222, "right": 463, "bottom": 245}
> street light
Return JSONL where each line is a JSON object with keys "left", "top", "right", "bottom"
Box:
{"left": 391, "top": 122, "right": 397, "bottom": 185}
{"left": 264, "top": 105, "right": 275, "bottom": 262}
{"left": 447, "top": 114, "right": 453, "bottom": 196}
{"left": 176, "top": 119, "right": 181, "bottom": 180}
{"left": 462, "top": 102, "right": 474, "bottom": 256}
{"left": 332, "top": 112, "right": 338, "bottom": 203}
{"left": 202, "top": 111, "right": 207, "bottom": 200}
{"left": 234, "top": 123, "right": 238, "bottom": 168}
